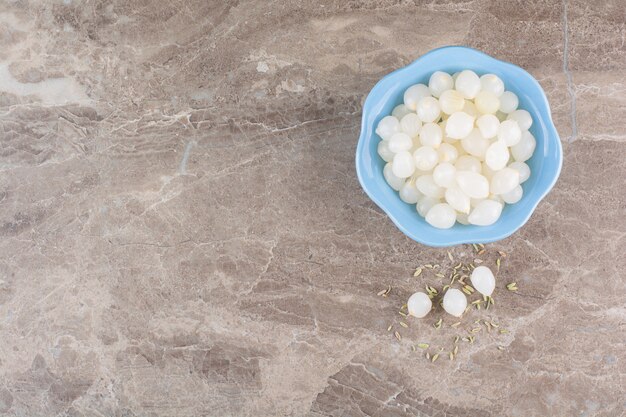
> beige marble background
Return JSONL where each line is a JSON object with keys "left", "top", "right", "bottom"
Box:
{"left": 1, "top": 1, "right": 625, "bottom": 416}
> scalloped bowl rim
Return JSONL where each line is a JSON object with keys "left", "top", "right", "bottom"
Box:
{"left": 355, "top": 46, "right": 563, "bottom": 247}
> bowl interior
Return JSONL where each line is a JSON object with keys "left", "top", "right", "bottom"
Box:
{"left": 356, "top": 46, "right": 562, "bottom": 247}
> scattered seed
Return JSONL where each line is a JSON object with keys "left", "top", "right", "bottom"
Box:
{"left": 431, "top": 353, "right": 439, "bottom": 362}
{"left": 469, "top": 263, "right": 476, "bottom": 270}
{"left": 498, "top": 251, "right": 507, "bottom": 258}
{"left": 400, "top": 304, "right": 407, "bottom": 311}
{"left": 426, "top": 352, "right": 431, "bottom": 360}
{"left": 399, "top": 321, "right": 408, "bottom": 328}
{"left": 475, "top": 303, "right": 481, "bottom": 310}
{"left": 462, "top": 288, "right": 472, "bottom": 295}
{"left": 462, "top": 337, "right": 470, "bottom": 342}
{"left": 387, "top": 324, "right": 393, "bottom": 332}
{"left": 398, "top": 311, "right": 407, "bottom": 317}
{"left": 435, "top": 273, "right": 445, "bottom": 278}
{"left": 497, "top": 346, "right": 505, "bottom": 351}
{"left": 453, "top": 345, "right": 459, "bottom": 355}
{"left": 478, "top": 243, "right": 485, "bottom": 249}
{"left": 434, "top": 318, "right": 442, "bottom": 329}
{"left": 499, "top": 329, "right": 509, "bottom": 334}
{"left": 471, "top": 300, "right": 482, "bottom": 305}
{"left": 377, "top": 286, "right": 389, "bottom": 296}
{"left": 414, "top": 267, "right": 423, "bottom": 277}
{"left": 506, "top": 282, "right": 518, "bottom": 291}
{"left": 425, "top": 264, "right": 433, "bottom": 269}
{"left": 472, "top": 243, "right": 479, "bottom": 252}
{"left": 490, "top": 322, "right": 499, "bottom": 328}
{"left": 474, "top": 259, "right": 483, "bottom": 264}
{"left": 411, "top": 345, "right": 416, "bottom": 351}
{"left": 394, "top": 331, "right": 402, "bottom": 341}
{"left": 454, "top": 336, "right": 459, "bottom": 344}
{"left": 449, "top": 352, "right": 454, "bottom": 360}
{"left": 454, "top": 262, "right": 462, "bottom": 269}
{"left": 447, "top": 251, "right": 453, "bottom": 261}
{"left": 470, "top": 327, "right": 481, "bottom": 333}
{"left": 443, "top": 284, "right": 450, "bottom": 291}
{"left": 496, "top": 258, "right": 501, "bottom": 270}
{"left": 489, "top": 296, "right": 494, "bottom": 305}
{"left": 433, "top": 264, "right": 440, "bottom": 269}
{"left": 469, "top": 336, "right": 475, "bottom": 344}
{"left": 464, "top": 285, "right": 475, "bottom": 293}
{"left": 477, "top": 249, "right": 486, "bottom": 255}
{"left": 451, "top": 322, "right": 461, "bottom": 328}
{"left": 418, "top": 343, "right": 430, "bottom": 349}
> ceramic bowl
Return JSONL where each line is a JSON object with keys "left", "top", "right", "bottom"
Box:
{"left": 355, "top": 46, "right": 562, "bottom": 247}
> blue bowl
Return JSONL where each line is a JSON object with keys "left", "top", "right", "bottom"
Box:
{"left": 355, "top": 46, "right": 563, "bottom": 247}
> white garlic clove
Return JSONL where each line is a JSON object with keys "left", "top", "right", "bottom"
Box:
{"left": 416, "top": 196, "right": 440, "bottom": 217}
{"left": 413, "top": 146, "right": 439, "bottom": 171}
{"left": 445, "top": 186, "right": 471, "bottom": 214}
{"left": 400, "top": 113, "right": 422, "bottom": 138}
{"left": 490, "top": 167, "right": 520, "bottom": 195}
{"left": 425, "top": 203, "right": 457, "bottom": 229}
{"left": 470, "top": 266, "right": 496, "bottom": 296}
{"left": 443, "top": 288, "right": 467, "bottom": 317}
{"left": 375, "top": 116, "right": 400, "bottom": 140}
{"left": 507, "top": 109, "right": 533, "bottom": 131}
{"left": 445, "top": 112, "right": 475, "bottom": 139}
{"left": 480, "top": 74, "right": 505, "bottom": 97}
{"left": 461, "top": 128, "right": 490, "bottom": 159}
{"left": 383, "top": 163, "right": 404, "bottom": 191}
{"left": 407, "top": 292, "right": 432, "bottom": 318}
{"left": 456, "top": 171, "right": 490, "bottom": 199}
{"left": 416, "top": 97, "right": 441, "bottom": 124}
{"left": 497, "top": 120, "right": 522, "bottom": 146}
{"left": 392, "top": 104, "right": 412, "bottom": 119}
{"left": 455, "top": 70, "right": 481, "bottom": 99}
{"left": 433, "top": 162, "right": 457, "bottom": 188}
{"left": 403, "top": 84, "right": 431, "bottom": 111}
{"left": 474, "top": 90, "right": 500, "bottom": 114}
{"left": 485, "top": 140, "right": 510, "bottom": 171}
{"left": 392, "top": 151, "right": 416, "bottom": 178}
{"left": 511, "top": 131, "right": 536, "bottom": 162}
{"left": 468, "top": 199, "right": 503, "bottom": 226}
{"left": 377, "top": 140, "right": 394, "bottom": 162}
{"left": 399, "top": 181, "right": 423, "bottom": 204}
{"left": 499, "top": 91, "right": 519, "bottom": 113}
{"left": 388, "top": 132, "right": 413, "bottom": 153}
{"left": 437, "top": 143, "right": 459, "bottom": 163}
{"left": 419, "top": 122, "right": 443, "bottom": 148}
{"left": 476, "top": 114, "right": 500, "bottom": 139}
{"left": 428, "top": 71, "right": 454, "bottom": 98}
{"left": 501, "top": 185, "right": 523, "bottom": 204}
{"left": 455, "top": 155, "right": 482, "bottom": 173}
{"left": 508, "top": 161, "right": 531, "bottom": 183}
{"left": 439, "top": 89, "right": 465, "bottom": 115}
{"left": 416, "top": 175, "right": 445, "bottom": 199}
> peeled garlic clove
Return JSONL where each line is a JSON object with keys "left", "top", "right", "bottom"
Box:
{"left": 499, "top": 91, "right": 519, "bottom": 113}
{"left": 416, "top": 175, "right": 444, "bottom": 198}
{"left": 383, "top": 163, "right": 404, "bottom": 191}
{"left": 388, "top": 132, "right": 413, "bottom": 153}
{"left": 455, "top": 155, "right": 482, "bottom": 173}
{"left": 376, "top": 116, "right": 400, "bottom": 140}
{"left": 455, "top": 70, "right": 481, "bottom": 99}
{"left": 508, "top": 161, "right": 531, "bottom": 183}
{"left": 468, "top": 199, "right": 503, "bottom": 226}
{"left": 403, "top": 84, "right": 431, "bottom": 111}
{"left": 446, "top": 112, "right": 475, "bottom": 139}
{"left": 392, "top": 104, "right": 412, "bottom": 119}
{"left": 507, "top": 109, "right": 532, "bottom": 131}
{"left": 439, "top": 89, "right": 465, "bottom": 114}
{"left": 429, "top": 71, "right": 454, "bottom": 98}
{"left": 392, "top": 151, "right": 416, "bottom": 178}
{"left": 377, "top": 140, "right": 394, "bottom": 162}
{"left": 433, "top": 162, "right": 457, "bottom": 188}
{"left": 416, "top": 196, "right": 440, "bottom": 217}
{"left": 407, "top": 292, "right": 432, "bottom": 318}
{"left": 443, "top": 288, "right": 467, "bottom": 317}
{"left": 445, "top": 186, "right": 471, "bottom": 214}
{"left": 461, "top": 128, "right": 490, "bottom": 159}
{"left": 456, "top": 171, "right": 490, "bottom": 199}
{"left": 470, "top": 266, "right": 496, "bottom": 296}
{"left": 413, "top": 146, "right": 439, "bottom": 171}
{"left": 497, "top": 119, "right": 522, "bottom": 146}
{"left": 485, "top": 140, "right": 510, "bottom": 171}
{"left": 511, "top": 131, "right": 536, "bottom": 162}
{"left": 480, "top": 74, "right": 505, "bottom": 97}
{"left": 474, "top": 90, "right": 500, "bottom": 114}
{"left": 399, "top": 181, "right": 423, "bottom": 204}
{"left": 419, "top": 122, "right": 443, "bottom": 148}
{"left": 425, "top": 203, "right": 456, "bottom": 229}
{"left": 476, "top": 114, "right": 500, "bottom": 139}
{"left": 462, "top": 100, "right": 479, "bottom": 118}
{"left": 437, "top": 143, "right": 458, "bottom": 163}
{"left": 490, "top": 167, "right": 520, "bottom": 195}
{"left": 417, "top": 97, "right": 441, "bottom": 123}
{"left": 400, "top": 113, "right": 422, "bottom": 137}
{"left": 501, "top": 185, "right": 523, "bottom": 204}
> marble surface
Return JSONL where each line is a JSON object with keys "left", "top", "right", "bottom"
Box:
{"left": 1, "top": 1, "right": 625, "bottom": 416}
